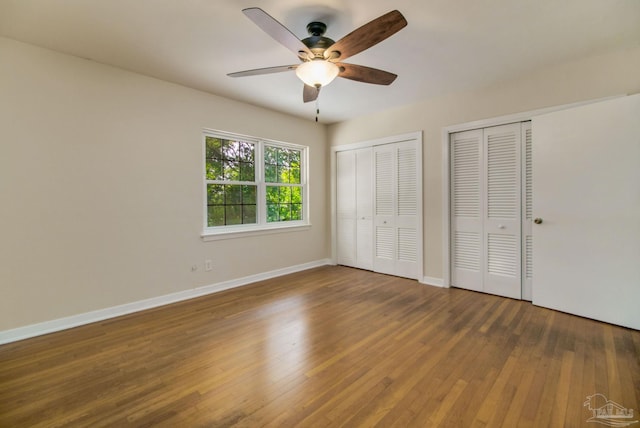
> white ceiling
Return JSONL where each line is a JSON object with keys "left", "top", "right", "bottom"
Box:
{"left": 1, "top": 0, "right": 639, "bottom": 123}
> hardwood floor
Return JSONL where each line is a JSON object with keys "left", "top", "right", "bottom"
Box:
{"left": 1, "top": 266, "right": 638, "bottom": 427}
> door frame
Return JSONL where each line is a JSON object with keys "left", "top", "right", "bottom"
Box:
{"left": 441, "top": 96, "right": 622, "bottom": 289}
{"left": 331, "top": 131, "right": 423, "bottom": 281}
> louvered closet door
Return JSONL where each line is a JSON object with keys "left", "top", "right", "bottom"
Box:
{"left": 450, "top": 124, "right": 522, "bottom": 299}
{"left": 521, "top": 122, "right": 533, "bottom": 301}
{"left": 373, "top": 140, "right": 420, "bottom": 279}
{"left": 373, "top": 144, "right": 396, "bottom": 275}
{"left": 336, "top": 150, "right": 357, "bottom": 266}
{"left": 450, "top": 129, "right": 483, "bottom": 292}
{"left": 483, "top": 123, "right": 522, "bottom": 299}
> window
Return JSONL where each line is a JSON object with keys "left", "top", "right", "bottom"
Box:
{"left": 203, "top": 130, "right": 308, "bottom": 238}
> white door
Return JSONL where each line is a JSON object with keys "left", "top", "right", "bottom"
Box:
{"left": 336, "top": 150, "right": 357, "bottom": 267}
{"left": 450, "top": 129, "right": 483, "bottom": 292}
{"left": 532, "top": 94, "right": 640, "bottom": 330}
{"left": 373, "top": 140, "right": 421, "bottom": 279}
{"left": 482, "top": 124, "right": 522, "bottom": 299}
{"left": 355, "top": 148, "right": 373, "bottom": 270}
{"left": 450, "top": 124, "right": 522, "bottom": 299}
{"left": 336, "top": 148, "right": 373, "bottom": 270}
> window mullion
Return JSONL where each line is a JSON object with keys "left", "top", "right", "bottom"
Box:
{"left": 256, "top": 141, "right": 266, "bottom": 226}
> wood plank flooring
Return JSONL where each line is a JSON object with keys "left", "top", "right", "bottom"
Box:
{"left": 1, "top": 266, "right": 638, "bottom": 427}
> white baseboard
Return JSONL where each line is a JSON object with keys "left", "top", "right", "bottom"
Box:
{"left": 420, "top": 276, "right": 445, "bottom": 288}
{"left": 0, "top": 259, "right": 332, "bottom": 345}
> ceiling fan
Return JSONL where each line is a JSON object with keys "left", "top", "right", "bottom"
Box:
{"left": 228, "top": 8, "right": 407, "bottom": 104}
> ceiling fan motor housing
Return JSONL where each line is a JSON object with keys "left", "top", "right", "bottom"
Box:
{"left": 302, "top": 22, "right": 335, "bottom": 58}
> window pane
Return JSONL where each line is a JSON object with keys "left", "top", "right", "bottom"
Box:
{"left": 225, "top": 205, "right": 242, "bottom": 225}
{"left": 291, "top": 167, "right": 301, "bottom": 184}
{"left": 226, "top": 185, "right": 242, "bottom": 204}
{"left": 239, "top": 141, "right": 254, "bottom": 162}
{"left": 290, "top": 150, "right": 300, "bottom": 166}
{"left": 243, "top": 205, "right": 256, "bottom": 224}
{"left": 205, "top": 137, "right": 222, "bottom": 159}
{"left": 266, "top": 186, "right": 279, "bottom": 204}
{"left": 242, "top": 185, "right": 256, "bottom": 204}
{"left": 265, "top": 146, "right": 301, "bottom": 184}
{"left": 265, "top": 164, "right": 277, "bottom": 183}
{"left": 207, "top": 184, "right": 257, "bottom": 226}
{"left": 265, "top": 146, "right": 278, "bottom": 165}
{"left": 223, "top": 140, "right": 238, "bottom": 160}
{"left": 291, "top": 186, "right": 301, "bottom": 203}
{"left": 266, "top": 185, "right": 303, "bottom": 223}
{"left": 277, "top": 165, "right": 288, "bottom": 183}
{"left": 207, "top": 184, "right": 224, "bottom": 205}
{"left": 240, "top": 162, "right": 254, "bottom": 181}
{"left": 207, "top": 206, "right": 225, "bottom": 227}
{"left": 277, "top": 148, "right": 289, "bottom": 165}
{"left": 279, "top": 204, "right": 291, "bottom": 221}
{"left": 291, "top": 203, "right": 302, "bottom": 220}
{"left": 278, "top": 186, "right": 291, "bottom": 203}
{"left": 206, "top": 159, "right": 223, "bottom": 180}
{"left": 224, "top": 159, "right": 240, "bottom": 181}
{"left": 213, "top": 139, "right": 254, "bottom": 182}
{"left": 267, "top": 203, "right": 279, "bottom": 222}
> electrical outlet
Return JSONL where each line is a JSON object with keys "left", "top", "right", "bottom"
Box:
{"left": 205, "top": 260, "right": 213, "bottom": 271}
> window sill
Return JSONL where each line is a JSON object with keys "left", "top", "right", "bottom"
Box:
{"left": 201, "top": 223, "right": 311, "bottom": 241}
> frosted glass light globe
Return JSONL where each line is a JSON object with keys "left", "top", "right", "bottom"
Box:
{"left": 296, "top": 59, "right": 340, "bottom": 87}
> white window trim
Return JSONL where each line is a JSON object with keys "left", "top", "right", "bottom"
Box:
{"left": 201, "top": 129, "right": 310, "bottom": 240}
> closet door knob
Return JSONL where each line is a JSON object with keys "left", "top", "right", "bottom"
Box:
{"left": 534, "top": 218, "right": 543, "bottom": 224}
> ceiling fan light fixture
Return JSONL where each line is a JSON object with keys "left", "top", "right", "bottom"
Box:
{"left": 295, "top": 59, "right": 339, "bottom": 87}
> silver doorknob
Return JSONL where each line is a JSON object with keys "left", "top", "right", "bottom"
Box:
{"left": 534, "top": 218, "right": 543, "bottom": 224}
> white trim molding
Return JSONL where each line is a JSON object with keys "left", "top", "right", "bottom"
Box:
{"left": 420, "top": 276, "right": 445, "bottom": 288}
{"left": 0, "top": 259, "right": 332, "bottom": 345}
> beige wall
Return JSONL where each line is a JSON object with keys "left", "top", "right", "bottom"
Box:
{"left": 327, "top": 46, "right": 640, "bottom": 281}
{"left": 0, "top": 37, "right": 329, "bottom": 331}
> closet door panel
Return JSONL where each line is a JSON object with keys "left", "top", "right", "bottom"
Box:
{"left": 521, "top": 122, "right": 533, "bottom": 301}
{"left": 395, "top": 142, "right": 419, "bottom": 278}
{"left": 373, "top": 145, "right": 396, "bottom": 275}
{"left": 450, "top": 129, "right": 483, "bottom": 291}
{"left": 355, "top": 149, "right": 373, "bottom": 269}
{"left": 483, "top": 123, "right": 522, "bottom": 299}
{"left": 336, "top": 150, "right": 357, "bottom": 267}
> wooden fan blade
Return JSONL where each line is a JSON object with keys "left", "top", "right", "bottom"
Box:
{"left": 227, "top": 65, "right": 298, "bottom": 77}
{"left": 243, "top": 8, "right": 313, "bottom": 60}
{"left": 324, "top": 10, "right": 407, "bottom": 61}
{"left": 337, "top": 63, "right": 397, "bottom": 85}
{"left": 303, "top": 84, "right": 319, "bottom": 103}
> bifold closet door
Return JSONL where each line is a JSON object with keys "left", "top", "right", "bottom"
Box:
{"left": 450, "top": 129, "right": 483, "bottom": 292}
{"left": 450, "top": 123, "right": 522, "bottom": 299}
{"left": 336, "top": 148, "right": 373, "bottom": 270}
{"left": 373, "top": 141, "right": 420, "bottom": 279}
{"left": 482, "top": 123, "right": 522, "bottom": 299}
{"left": 336, "top": 150, "right": 357, "bottom": 266}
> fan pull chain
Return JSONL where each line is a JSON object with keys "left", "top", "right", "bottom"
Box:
{"left": 315, "top": 98, "right": 319, "bottom": 122}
